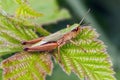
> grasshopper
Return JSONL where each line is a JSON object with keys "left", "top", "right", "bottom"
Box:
{"left": 22, "top": 24, "right": 80, "bottom": 52}
{"left": 22, "top": 9, "right": 90, "bottom": 60}
{"left": 22, "top": 24, "right": 80, "bottom": 62}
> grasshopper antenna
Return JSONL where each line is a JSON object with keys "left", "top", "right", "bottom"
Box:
{"left": 79, "top": 8, "right": 91, "bottom": 25}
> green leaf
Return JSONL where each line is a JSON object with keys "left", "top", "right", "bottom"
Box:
{"left": 0, "top": 8, "right": 53, "bottom": 80}
{"left": 0, "top": 0, "right": 67, "bottom": 35}
{"left": 0, "top": 69, "right": 2, "bottom": 80}
{"left": 0, "top": 10, "right": 38, "bottom": 56}
{"left": 15, "top": 0, "right": 43, "bottom": 18}
{"left": 15, "top": 0, "right": 28, "bottom": 5}
{"left": 0, "top": 0, "right": 71, "bottom": 24}
{"left": 1, "top": 52, "right": 53, "bottom": 80}
{"left": 54, "top": 26, "right": 115, "bottom": 80}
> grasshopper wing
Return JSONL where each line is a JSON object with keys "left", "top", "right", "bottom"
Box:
{"left": 31, "top": 31, "right": 64, "bottom": 47}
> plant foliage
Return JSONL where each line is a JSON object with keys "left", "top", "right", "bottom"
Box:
{"left": 54, "top": 26, "right": 115, "bottom": 80}
{"left": 1, "top": 52, "right": 53, "bottom": 80}
{"left": 15, "top": 0, "right": 43, "bottom": 18}
{"left": 0, "top": 9, "right": 53, "bottom": 79}
{"left": 0, "top": 0, "right": 115, "bottom": 80}
{"left": 0, "top": 0, "right": 71, "bottom": 24}
{"left": 0, "top": 10, "right": 37, "bottom": 56}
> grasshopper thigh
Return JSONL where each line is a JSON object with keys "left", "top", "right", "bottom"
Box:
{"left": 24, "top": 42, "right": 58, "bottom": 52}
{"left": 22, "top": 37, "right": 44, "bottom": 45}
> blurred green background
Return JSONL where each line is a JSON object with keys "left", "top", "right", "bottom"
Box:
{"left": 0, "top": 0, "right": 120, "bottom": 80}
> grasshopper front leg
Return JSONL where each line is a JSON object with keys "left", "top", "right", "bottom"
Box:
{"left": 22, "top": 37, "right": 44, "bottom": 45}
{"left": 57, "top": 39, "right": 66, "bottom": 63}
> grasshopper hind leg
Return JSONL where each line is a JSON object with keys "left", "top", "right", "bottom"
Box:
{"left": 23, "top": 42, "right": 58, "bottom": 52}
{"left": 22, "top": 37, "right": 44, "bottom": 45}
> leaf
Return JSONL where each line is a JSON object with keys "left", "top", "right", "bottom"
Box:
{"left": 1, "top": 52, "right": 53, "bottom": 80}
{"left": 0, "top": 0, "right": 64, "bottom": 35}
{"left": 0, "top": 69, "right": 2, "bottom": 80}
{"left": 54, "top": 26, "right": 115, "bottom": 80}
{"left": 15, "top": 0, "right": 43, "bottom": 18}
{"left": 15, "top": 0, "right": 28, "bottom": 5}
{"left": 0, "top": 10, "right": 38, "bottom": 56}
{"left": 0, "top": 8, "right": 53, "bottom": 80}
{"left": 0, "top": 0, "right": 71, "bottom": 24}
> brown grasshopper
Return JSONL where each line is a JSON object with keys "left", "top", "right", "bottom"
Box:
{"left": 22, "top": 24, "right": 80, "bottom": 54}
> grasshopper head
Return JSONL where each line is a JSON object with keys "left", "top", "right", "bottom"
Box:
{"left": 71, "top": 25, "right": 80, "bottom": 38}
{"left": 60, "top": 24, "right": 80, "bottom": 34}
